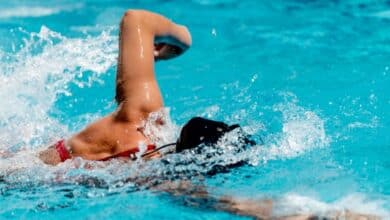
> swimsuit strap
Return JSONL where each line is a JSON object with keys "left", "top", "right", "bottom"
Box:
{"left": 55, "top": 139, "right": 71, "bottom": 162}
{"left": 100, "top": 144, "right": 156, "bottom": 161}
{"left": 55, "top": 139, "right": 156, "bottom": 162}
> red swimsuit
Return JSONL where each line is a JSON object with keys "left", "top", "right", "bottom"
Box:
{"left": 54, "top": 140, "right": 156, "bottom": 162}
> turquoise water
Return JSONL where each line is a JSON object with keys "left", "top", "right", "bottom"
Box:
{"left": 0, "top": 0, "right": 389, "bottom": 219}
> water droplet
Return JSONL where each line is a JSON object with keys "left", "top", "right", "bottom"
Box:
{"left": 211, "top": 28, "right": 217, "bottom": 36}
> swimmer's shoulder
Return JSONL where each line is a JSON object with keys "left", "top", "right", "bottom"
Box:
{"left": 68, "top": 115, "right": 116, "bottom": 158}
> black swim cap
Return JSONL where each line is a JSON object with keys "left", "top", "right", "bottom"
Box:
{"left": 175, "top": 117, "right": 255, "bottom": 153}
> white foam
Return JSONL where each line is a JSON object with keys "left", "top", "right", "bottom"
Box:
{"left": 268, "top": 101, "right": 328, "bottom": 159}
{"left": 239, "top": 97, "right": 329, "bottom": 166}
{"left": 273, "top": 193, "right": 389, "bottom": 218}
{"left": 0, "top": 7, "right": 60, "bottom": 18}
{"left": 142, "top": 108, "right": 179, "bottom": 148}
{"left": 0, "top": 4, "right": 83, "bottom": 19}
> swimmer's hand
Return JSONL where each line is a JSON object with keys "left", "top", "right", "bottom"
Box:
{"left": 154, "top": 43, "right": 185, "bottom": 61}
{"left": 154, "top": 25, "right": 191, "bottom": 61}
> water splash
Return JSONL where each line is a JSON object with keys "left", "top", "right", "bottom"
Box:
{"left": 268, "top": 98, "right": 328, "bottom": 159}
{"left": 141, "top": 108, "right": 179, "bottom": 148}
{"left": 0, "top": 26, "right": 117, "bottom": 152}
{"left": 274, "top": 193, "right": 389, "bottom": 218}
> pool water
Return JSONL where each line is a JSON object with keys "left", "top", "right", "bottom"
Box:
{"left": 0, "top": 0, "right": 389, "bottom": 219}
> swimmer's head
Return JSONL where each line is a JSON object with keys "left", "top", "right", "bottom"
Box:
{"left": 142, "top": 117, "right": 256, "bottom": 159}
{"left": 175, "top": 117, "right": 255, "bottom": 153}
{"left": 174, "top": 117, "right": 257, "bottom": 176}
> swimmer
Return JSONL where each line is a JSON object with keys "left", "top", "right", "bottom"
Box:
{"left": 39, "top": 10, "right": 192, "bottom": 165}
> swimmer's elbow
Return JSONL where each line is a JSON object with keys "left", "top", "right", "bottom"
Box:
{"left": 121, "top": 10, "right": 146, "bottom": 28}
{"left": 123, "top": 10, "right": 142, "bottom": 20}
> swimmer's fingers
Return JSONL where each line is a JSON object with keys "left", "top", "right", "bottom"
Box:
{"left": 154, "top": 43, "right": 186, "bottom": 61}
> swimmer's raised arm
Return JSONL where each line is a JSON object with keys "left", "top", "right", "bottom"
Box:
{"left": 115, "top": 10, "right": 191, "bottom": 121}
{"left": 117, "top": 10, "right": 191, "bottom": 82}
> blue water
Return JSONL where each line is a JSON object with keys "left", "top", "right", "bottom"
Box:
{"left": 0, "top": 0, "right": 389, "bottom": 219}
